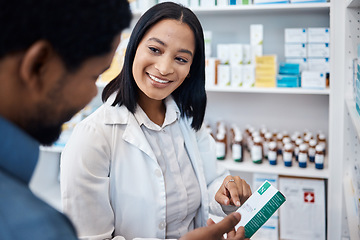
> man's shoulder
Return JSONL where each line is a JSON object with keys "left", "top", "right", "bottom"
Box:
{"left": 0, "top": 170, "right": 78, "bottom": 240}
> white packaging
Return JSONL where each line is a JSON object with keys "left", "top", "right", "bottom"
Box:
{"left": 231, "top": 65, "right": 243, "bottom": 87}
{"left": 205, "top": 58, "right": 219, "bottom": 87}
{"left": 243, "top": 44, "right": 252, "bottom": 65}
{"left": 307, "top": 58, "right": 330, "bottom": 73}
{"left": 307, "top": 43, "right": 330, "bottom": 58}
{"left": 217, "top": 0, "right": 229, "bottom": 6}
{"left": 137, "top": 0, "right": 156, "bottom": 10}
{"left": 200, "top": 0, "right": 216, "bottom": 6}
{"left": 250, "top": 24, "right": 264, "bottom": 46}
{"left": 204, "top": 31, "right": 212, "bottom": 58}
{"left": 189, "top": 0, "right": 200, "bottom": 7}
{"left": 301, "top": 71, "right": 326, "bottom": 89}
{"left": 251, "top": 44, "right": 263, "bottom": 64}
{"left": 242, "top": 64, "right": 255, "bottom": 87}
{"left": 285, "top": 43, "right": 307, "bottom": 58}
{"left": 284, "top": 28, "right": 307, "bottom": 43}
{"left": 159, "top": 0, "right": 189, "bottom": 6}
{"left": 217, "top": 64, "right": 231, "bottom": 86}
{"left": 235, "top": 180, "right": 286, "bottom": 238}
{"left": 286, "top": 58, "right": 308, "bottom": 71}
{"left": 229, "top": 44, "right": 243, "bottom": 66}
{"left": 308, "top": 28, "right": 330, "bottom": 43}
{"left": 217, "top": 44, "right": 230, "bottom": 64}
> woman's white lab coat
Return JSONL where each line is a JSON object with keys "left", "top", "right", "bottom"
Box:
{"left": 60, "top": 97, "right": 229, "bottom": 240}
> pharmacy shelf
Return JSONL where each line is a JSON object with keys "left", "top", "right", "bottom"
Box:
{"left": 217, "top": 151, "right": 329, "bottom": 179}
{"left": 206, "top": 86, "right": 330, "bottom": 95}
{"left": 345, "top": 96, "right": 360, "bottom": 139}
{"left": 343, "top": 174, "right": 360, "bottom": 240}
{"left": 347, "top": 0, "right": 360, "bottom": 8}
{"left": 132, "top": 2, "right": 330, "bottom": 17}
{"left": 192, "top": 2, "right": 330, "bottom": 14}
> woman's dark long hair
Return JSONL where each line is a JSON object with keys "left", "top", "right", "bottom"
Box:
{"left": 102, "top": 2, "right": 206, "bottom": 131}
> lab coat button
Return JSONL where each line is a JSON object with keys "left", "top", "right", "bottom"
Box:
{"left": 155, "top": 169, "right": 162, "bottom": 177}
{"left": 158, "top": 221, "right": 166, "bottom": 230}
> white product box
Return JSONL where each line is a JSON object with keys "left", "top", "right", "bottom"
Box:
{"left": 229, "top": 44, "right": 243, "bottom": 66}
{"left": 284, "top": 28, "right": 307, "bottom": 43}
{"left": 242, "top": 64, "right": 255, "bottom": 87}
{"left": 217, "top": 0, "right": 229, "bottom": 6}
{"left": 217, "top": 44, "right": 230, "bottom": 64}
{"left": 307, "top": 58, "right": 330, "bottom": 73}
{"left": 308, "top": 28, "right": 330, "bottom": 43}
{"left": 231, "top": 65, "right": 243, "bottom": 87}
{"left": 205, "top": 58, "right": 219, "bottom": 87}
{"left": 217, "top": 64, "right": 231, "bottom": 86}
{"left": 301, "top": 71, "right": 326, "bottom": 89}
{"left": 285, "top": 43, "right": 307, "bottom": 58}
{"left": 307, "top": 43, "right": 330, "bottom": 58}
{"left": 189, "top": 0, "right": 200, "bottom": 7}
{"left": 251, "top": 44, "right": 263, "bottom": 63}
{"left": 200, "top": 0, "right": 216, "bottom": 7}
{"left": 250, "top": 24, "right": 264, "bottom": 46}
{"left": 235, "top": 180, "right": 286, "bottom": 238}
{"left": 204, "top": 31, "right": 212, "bottom": 58}
{"left": 137, "top": 0, "right": 156, "bottom": 10}
{"left": 286, "top": 58, "right": 308, "bottom": 71}
{"left": 243, "top": 44, "right": 252, "bottom": 65}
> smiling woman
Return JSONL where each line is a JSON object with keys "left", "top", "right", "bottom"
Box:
{"left": 60, "top": 2, "right": 251, "bottom": 240}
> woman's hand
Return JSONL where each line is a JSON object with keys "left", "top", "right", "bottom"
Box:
{"left": 179, "top": 212, "right": 249, "bottom": 240}
{"left": 215, "top": 175, "right": 252, "bottom": 207}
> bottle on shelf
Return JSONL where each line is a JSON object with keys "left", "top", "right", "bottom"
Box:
{"left": 251, "top": 136, "right": 263, "bottom": 164}
{"left": 268, "top": 141, "right": 278, "bottom": 165}
{"left": 294, "top": 138, "right": 303, "bottom": 161}
{"left": 315, "top": 144, "right": 325, "bottom": 169}
{"left": 308, "top": 139, "right": 317, "bottom": 163}
{"left": 216, "top": 131, "right": 226, "bottom": 160}
{"left": 298, "top": 143, "right": 308, "bottom": 168}
{"left": 276, "top": 133, "right": 284, "bottom": 155}
{"left": 263, "top": 132, "right": 273, "bottom": 159}
{"left": 317, "top": 133, "right": 327, "bottom": 155}
{"left": 283, "top": 143, "right": 293, "bottom": 167}
{"left": 232, "top": 131, "right": 243, "bottom": 162}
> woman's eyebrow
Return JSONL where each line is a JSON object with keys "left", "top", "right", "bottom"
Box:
{"left": 147, "top": 37, "right": 193, "bottom": 57}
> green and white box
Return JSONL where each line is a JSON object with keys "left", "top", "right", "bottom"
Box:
{"left": 236, "top": 180, "right": 286, "bottom": 238}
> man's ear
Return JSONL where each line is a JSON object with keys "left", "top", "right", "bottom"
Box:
{"left": 19, "top": 40, "right": 54, "bottom": 91}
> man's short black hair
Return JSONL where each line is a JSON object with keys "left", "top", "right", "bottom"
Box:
{"left": 0, "top": 0, "right": 132, "bottom": 71}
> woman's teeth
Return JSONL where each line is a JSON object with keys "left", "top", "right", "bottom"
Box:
{"left": 149, "top": 74, "right": 170, "bottom": 84}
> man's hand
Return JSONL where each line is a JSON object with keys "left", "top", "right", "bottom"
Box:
{"left": 179, "top": 212, "right": 249, "bottom": 240}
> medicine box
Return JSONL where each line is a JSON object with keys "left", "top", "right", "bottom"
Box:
{"left": 279, "top": 62, "right": 300, "bottom": 75}
{"left": 217, "top": 44, "right": 230, "bottom": 64}
{"left": 277, "top": 74, "right": 300, "bottom": 87}
{"left": 236, "top": 180, "right": 286, "bottom": 238}
{"left": 242, "top": 64, "right": 255, "bottom": 87}
{"left": 229, "top": 44, "right": 244, "bottom": 66}
{"left": 285, "top": 43, "right": 307, "bottom": 58}
{"left": 205, "top": 58, "right": 220, "bottom": 87}
{"left": 308, "top": 58, "right": 330, "bottom": 73}
{"left": 253, "top": 0, "right": 289, "bottom": 4}
{"left": 307, "top": 43, "right": 330, "bottom": 58}
{"left": 250, "top": 24, "right": 263, "bottom": 46}
{"left": 285, "top": 28, "right": 307, "bottom": 43}
{"left": 255, "top": 75, "right": 276, "bottom": 87}
{"left": 243, "top": 44, "right": 252, "bottom": 65}
{"left": 231, "top": 65, "right": 243, "bottom": 87}
{"left": 301, "top": 71, "right": 326, "bottom": 89}
{"left": 286, "top": 58, "right": 308, "bottom": 71}
{"left": 217, "top": 64, "right": 231, "bottom": 86}
{"left": 308, "top": 28, "right": 330, "bottom": 43}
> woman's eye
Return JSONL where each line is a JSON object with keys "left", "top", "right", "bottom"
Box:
{"left": 176, "top": 57, "right": 188, "bottom": 63}
{"left": 149, "top": 47, "right": 160, "bottom": 53}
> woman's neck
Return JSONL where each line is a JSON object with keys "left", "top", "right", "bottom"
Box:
{"left": 138, "top": 93, "right": 166, "bottom": 126}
